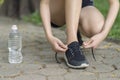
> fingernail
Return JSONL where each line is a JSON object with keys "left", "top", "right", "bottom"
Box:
{"left": 84, "top": 43, "right": 87, "bottom": 45}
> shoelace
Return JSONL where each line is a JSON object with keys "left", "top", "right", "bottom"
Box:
{"left": 55, "top": 52, "right": 61, "bottom": 63}
{"left": 55, "top": 47, "right": 96, "bottom": 64}
{"left": 91, "top": 48, "right": 96, "bottom": 61}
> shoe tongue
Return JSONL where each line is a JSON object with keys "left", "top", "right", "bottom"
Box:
{"left": 68, "top": 41, "right": 80, "bottom": 52}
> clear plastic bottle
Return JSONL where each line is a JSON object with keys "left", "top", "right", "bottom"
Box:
{"left": 8, "top": 25, "right": 23, "bottom": 63}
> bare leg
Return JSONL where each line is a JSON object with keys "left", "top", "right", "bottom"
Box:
{"left": 49, "top": 0, "right": 89, "bottom": 68}
{"left": 65, "top": 0, "right": 82, "bottom": 44}
{"left": 50, "top": 0, "right": 104, "bottom": 44}
{"left": 79, "top": 6, "right": 104, "bottom": 38}
{"left": 50, "top": 0, "right": 65, "bottom": 26}
{"left": 49, "top": 1, "right": 104, "bottom": 44}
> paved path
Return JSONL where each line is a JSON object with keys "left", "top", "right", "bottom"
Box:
{"left": 0, "top": 17, "right": 120, "bottom": 80}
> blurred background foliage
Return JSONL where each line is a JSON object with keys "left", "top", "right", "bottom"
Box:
{"left": 0, "top": 0, "right": 119, "bottom": 40}
{"left": 94, "top": 0, "right": 120, "bottom": 40}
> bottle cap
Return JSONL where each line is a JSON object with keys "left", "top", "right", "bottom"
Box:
{"left": 12, "top": 25, "right": 18, "bottom": 30}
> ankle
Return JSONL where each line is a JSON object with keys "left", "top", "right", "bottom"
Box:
{"left": 67, "top": 36, "right": 78, "bottom": 44}
{"left": 67, "top": 40, "right": 78, "bottom": 45}
{"left": 67, "top": 40, "right": 78, "bottom": 46}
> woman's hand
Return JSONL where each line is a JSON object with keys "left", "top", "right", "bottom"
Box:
{"left": 47, "top": 36, "right": 68, "bottom": 53}
{"left": 83, "top": 32, "right": 107, "bottom": 49}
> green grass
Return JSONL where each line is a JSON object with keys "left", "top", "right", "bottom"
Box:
{"left": 23, "top": 0, "right": 120, "bottom": 40}
{"left": 94, "top": 0, "right": 120, "bottom": 40}
{"left": 23, "top": 12, "right": 42, "bottom": 26}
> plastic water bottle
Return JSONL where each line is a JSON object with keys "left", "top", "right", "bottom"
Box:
{"left": 8, "top": 25, "right": 23, "bottom": 63}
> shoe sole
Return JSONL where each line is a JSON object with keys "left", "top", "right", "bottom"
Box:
{"left": 64, "top": 54, "right": 89, "bottom": 69}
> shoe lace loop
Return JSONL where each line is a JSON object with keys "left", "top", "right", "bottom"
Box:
{"left": 55, "top": 52, "right": 61, "bottom": 64}
{"left": 91, "top": 48, "right": 96, "bottom": 61}
{"left": 55, "top": 48, "right": 96, "bottom": 64}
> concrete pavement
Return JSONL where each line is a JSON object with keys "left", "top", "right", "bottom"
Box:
{"left": 0, "top": 17, "right": 120, "bottom": 80}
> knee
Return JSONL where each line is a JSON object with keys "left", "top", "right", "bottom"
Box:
{"left": 82, "top": 18, "right": 105, "bottom": 38}
{"left": 80, "top": 6, "right": 105, "bottom": 38}
{"left": 91, "top": 19, "right": 104, "bottom": 36}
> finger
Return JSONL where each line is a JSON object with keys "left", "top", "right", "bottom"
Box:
{"left": 83, "top": 42, "right": 94, "bottom": 48}
{"left": 55, "top": 44, "right": 67, "bottom": 53}
{"left": 58, "top": 41, "right": 68, "bottom": 49}
{"left": 56, "top": 47, "right": 67, "bottom": 53}
{"left": 84, "top": 44, "right": 93, "bottom": 48}
{"left": 83, "top": 39, "right": 93, "bottom": 46}
{"left": 58, "top": 47, "right": 67, "bottom": 52}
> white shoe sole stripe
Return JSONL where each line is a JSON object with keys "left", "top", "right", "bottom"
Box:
{"left": 64, "top": 54, "right": 89, "bottom": 68}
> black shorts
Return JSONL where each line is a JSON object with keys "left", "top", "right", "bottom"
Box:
{"left": 82, "top": 0, "right": 93, "bottom": 7}
{"left": 51, "top": 0, "right": 94, "bottom": 28}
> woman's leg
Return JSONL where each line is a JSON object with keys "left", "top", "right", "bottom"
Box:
{"left": 49, "top": 0, "right": 89, "bottom": 68}
{"left": 79, "top": 6, "right": 104, "bottom": 38}
{"left": 50, "top": 0, "right": 83, "bottom": 44}
{"left": 49, "top": 0, "right": 65, "bottom": 26}
{"left": 65, "top": 0, "right": 82, "bottom": 44}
